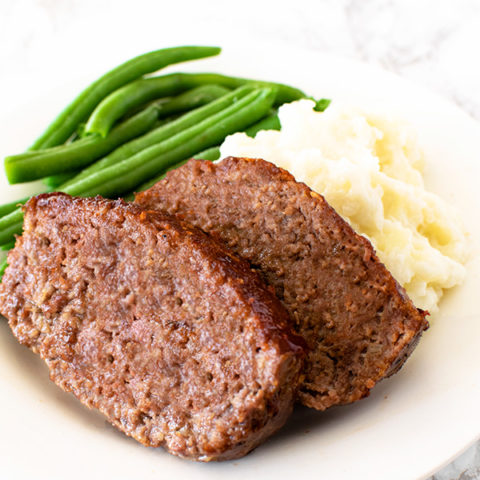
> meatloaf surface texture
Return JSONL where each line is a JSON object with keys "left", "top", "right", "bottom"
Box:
{"left": 0, "top": 193, "right": 304, "bottom": 461}
{"left": 136, "top": 157, "right": 429, "bottom": 411}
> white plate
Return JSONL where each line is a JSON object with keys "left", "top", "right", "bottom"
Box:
{"left": 0, "top": 43, "right": 479, "bottom": 480}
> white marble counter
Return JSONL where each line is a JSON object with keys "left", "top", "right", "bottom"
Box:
{"left": 0, "top": 1, "right": 479, "bottom": 478}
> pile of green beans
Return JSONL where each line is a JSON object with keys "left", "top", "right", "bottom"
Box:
{"left": 64, "top": 87, "right": 275, "bottom": 198}
{"left": 5, "top": 104, "right": 159, "bottom": 183}
{"left": 42, "top": 84, "right": 231, "bottom": 189}
{"left": 60, "top": 85, "right": 255, "bottom": 189}
{"left": 29, "top": 45, "right": 221, "bottom": 150}
{"left": 156, "top": 84, "right": 230, "bottom": 118}
{"left": 82, "top": 72, "right": 307, "bottom": 137}
{"left": 0, "top": 45, "right": 330, "bottom": 279}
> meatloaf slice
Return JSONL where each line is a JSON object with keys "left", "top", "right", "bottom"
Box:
{"left": 0, "top": 193, "right": 304, "bottom": 461}
{"left": 136, "top": 157, "right": 429, "bottom": 411}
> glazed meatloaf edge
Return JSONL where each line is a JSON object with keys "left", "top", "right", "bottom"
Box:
{"left": 0, "top": 193, "right": 305, "bottom": 461}
{"left": 135, "top": 156, "right": 429, "bottom": 411}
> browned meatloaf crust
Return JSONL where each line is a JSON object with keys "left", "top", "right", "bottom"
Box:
{"left": 0, "top": 193, "right": 304, "bottom": 461}
{"left": 136, "top": 157, "right": 429, "bottom": 411}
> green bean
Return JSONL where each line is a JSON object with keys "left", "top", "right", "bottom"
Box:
{"left": 245, "top": 112, "right": 281, "bottom": 137}
{"left": 45, "top": 115, "right": 177, "bottom": 188}
{"left": 75, "top": 123, "right": 87, "bottom": 138}
{"left": 59, "top": 86, "right": 254, "bottom": 189}
{"left": 29, "top": 46, "right": 221, "bottom": 150}
{"left": 42, "top": 119, "right": 85, "bottom": 188}
{"left": 0, "top": 242, "right": 15, "bottom": 251}
{"left": 193, "top": 146, "right": 221, "bottom": 161}
{"left": 122, "top": 193, "right": 135, "bottom": 202}
{"left": 5, "top": 104, "right": 158, "bottom": 184}
{"left": 63, "top": 88, "right": 275, "bottom": 198}
{"left": 0, "top": 196, "right": 29, "bottom": 218}
{"left": 0, "top": 209, "right": 23, "bottom": 246}
{"left": 82, "top": 70, "right": 305, "bottom": 137}
{"left": 147, "top": 115, "right": 185, "bottom": 132}
{"left": 85, "top": 78, "right": 231, "bottom": 137}
{"left": 83, "top": 77, "right": 185, "bottom": 138}
{"left": 170, "top": 72, "right": 307, "bottom": 106}
{"left": 314, "top": 98, "right": 331, "bottom": 112}
{"left": 0, "top": 257, "right": 7, "bottom": 280}
{"left": 44, "top": 172, "right": 77, "bottom": 189}
{"left": 156, "top": 85, "right": 230, "bottom": 118}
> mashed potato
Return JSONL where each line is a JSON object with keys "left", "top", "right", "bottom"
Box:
{"left": 219, "top": 100, "right": 467, "bottom": 312}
